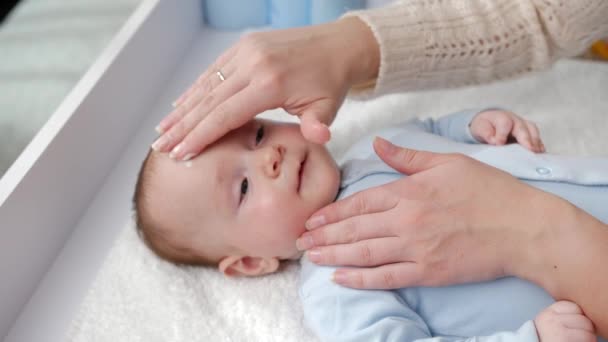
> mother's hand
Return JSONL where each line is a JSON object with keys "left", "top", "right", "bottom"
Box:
{"left": 152, "top": 17, "right": 379, "bottom": 161}
{"left": 296, "top": 137, "right": 551, "bottom": 289}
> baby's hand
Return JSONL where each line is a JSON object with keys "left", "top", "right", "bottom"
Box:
{"left": 535, "top": 301, "right": 596, "bottom": 342}
{"left": 469, "top": 109, "right": 545, "bottom": 152}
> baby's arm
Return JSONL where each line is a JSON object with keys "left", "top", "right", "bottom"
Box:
{"left": 535, "top": 301, "right": 596, "bottom": 342}
{"left": 300, "top": 260, "right": 540, "bottom": 342}
{"left": 414, "top": 108, "right": 544, "bottom": 152}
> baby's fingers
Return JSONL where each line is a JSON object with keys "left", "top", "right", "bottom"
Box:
{"left": 525, "top": 120, "right": 544, "bottom": 152}
{"left": 560, "top": 314, "right": 596, "bottom": 333}
{"left": 510, "top": 118, "right": 535, "bottom": 151}
{"left": 470, "top": 118, "right": 495, "bottom": 143}
{"left": 550, "top": 300, "right": 583, "bottom": 314}
{"left": 491, "top": 114, "right": 514, "bottom": 145}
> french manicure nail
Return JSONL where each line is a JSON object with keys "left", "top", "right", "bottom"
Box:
{"left": 295, "top": 238, "right": 305, "bottom": 251}
{"left": 155, "top": 125, "right": 164, "bottom": 134}
{"left": 151, "top": 136, "right": 167, "bottom": 151}
{"left": 376, "top": 137, "right": 396, "bottom": 154}
{"left": 305, "top": 215, "right": 325, "bottom": 230}
{"left": 296, "top": 235, "right": 314, "bottom": 250}
{"left": 332, "top": 271, "right": 348, "bottom": 285}
{"left": 169, "top": 144, "right": 182, "bottom": 159}
{"left": 306, "top": 249, "right": 322, "bottom": 263}
{"left": 182, "top": 153, "right": 195, "bottom": 162}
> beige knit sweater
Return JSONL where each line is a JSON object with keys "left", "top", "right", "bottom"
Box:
{"left": 347, "top": 0, "right": 608, "bottom": 96}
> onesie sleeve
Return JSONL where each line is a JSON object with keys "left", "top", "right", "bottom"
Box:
{"left": 410, "top": 108, "right": 503, "bottom": 144}
{"left": 299, "top": 258, "right": 539, "bottom": 342}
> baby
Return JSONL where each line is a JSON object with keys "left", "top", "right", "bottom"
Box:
{"left": 134, "top": 119, "right": 340, "bottom": 273}
{"left": 133, "top": 109, "right": 606, "bottom": 342}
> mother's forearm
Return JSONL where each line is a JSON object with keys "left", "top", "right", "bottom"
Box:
{"left": 345, "top": 0, "right": 608, "bottom": 96}
{"left": 509, "top": 192, "right": 608, "bottom": 338}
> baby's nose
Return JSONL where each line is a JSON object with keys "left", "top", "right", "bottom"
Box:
{"left": 261, "top": 145, "right": 285, "bottom": 178}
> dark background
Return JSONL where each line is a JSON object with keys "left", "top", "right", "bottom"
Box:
{"left": 1, "top": 0, "right": 21, "bottom": 24}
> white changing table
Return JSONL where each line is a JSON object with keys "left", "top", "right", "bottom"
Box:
{"left": 0, "top": 1, "right": 240, "bottom": 340}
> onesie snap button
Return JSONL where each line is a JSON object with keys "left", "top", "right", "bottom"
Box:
{"left": 536, "top": 167, "right": 552, "bottom": 176}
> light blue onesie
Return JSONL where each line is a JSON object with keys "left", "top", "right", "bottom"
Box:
{"left": 299, "top": 109, "right": 608, "bottom": 342}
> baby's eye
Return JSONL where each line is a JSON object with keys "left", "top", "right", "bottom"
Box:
{"left": 255, "top": 125, "right": 264, "bottom": 145}
{"left": 239, "top": 178, "right": 249, "bottom": 203}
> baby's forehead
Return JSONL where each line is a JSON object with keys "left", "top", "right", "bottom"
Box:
{"left": 148, "top": 151, "right": 228, "bottom": 229}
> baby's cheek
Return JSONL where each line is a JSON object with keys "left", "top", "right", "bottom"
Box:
{"left": 254, "top": 195, "right": 308, "bottom": 230}
{"left": 254, "top": 193, "right": 281, "bottom": 210}
{"left": 250, "top": 195, "right": 278, "bottom": 219}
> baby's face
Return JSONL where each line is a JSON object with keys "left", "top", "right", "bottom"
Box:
{"left": 150, "top": 119, "right": 340, "bottom": 269}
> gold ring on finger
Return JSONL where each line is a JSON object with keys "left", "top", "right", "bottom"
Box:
{"left": 216, "top": 69, "right": 226, "bottom": 82}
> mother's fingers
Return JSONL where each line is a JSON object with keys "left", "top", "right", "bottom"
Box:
{"left": 157, "top": 57, "right": 239, "bottom": 137}
{"left": 158, "top": 75, "right": 247, "bottom": 157}
{"left": 155, "top": 85, "right": 207, "bottom": 139}
{"left": 169, "top": 82, "right": 275, "bottom": 160}
{"left": 297, "top": 211, "right": 396, "bottom": 250}
{"left": 305, "top": 237, "right": 407, "bottom": 267}
{"left": 306, "top": 186, "right": 398, "bottom": 230}
{"left": 332, "top": 262, "right": 422, "bottom": 289}
{"left": 299, "top": 110, "right": 331, "bottom": 144}
{"left": 171, "top": 45, "right": 238, "bottom": 109}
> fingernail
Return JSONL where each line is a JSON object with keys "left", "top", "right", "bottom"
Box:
{"left": 169, "top": 144, "right": 182, "bottom": 159}
{"left": 375, "top": 136, "right": 395, "bottom": 154}
{"left": 306, "top": 249, "right": 322, "bottom": 263}
{"left": 151, "top": 136, "right": 168, "bottom": 151}
{"left": 305, "top": 215, "right": 325, "bottom": 230}
{"left": 315, "top": 121, "right": 329, "bottom": 131}
{"left": 155, "top": 125, "right": 164, "bottom": 134}
{"left": 296, "top": 234, "right": 314, "bottom": 250}
{"left": 332, "top": 271, "right": 349, "bottom": 285}
{"left": 182, "top": 153, "right": 195, "bottom": 162}
{"left": 172, "top": 95, "right": 184, "bottom": 108}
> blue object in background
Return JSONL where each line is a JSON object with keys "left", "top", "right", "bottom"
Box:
{"left": 203, "top": 0, "right": 368, "bottom": 30}
{"left": 270, "top": 0, "right": 310, "bottom": 28}
{"left": 204, "top": 0, "right": 268, "bottom": 30}
{"left": 311, "top": 0, "right": 365, "bottom": 24}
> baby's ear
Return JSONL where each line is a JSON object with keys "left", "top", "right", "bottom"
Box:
{"left": 218, "top": 256, "right": 279, "bottom": 277}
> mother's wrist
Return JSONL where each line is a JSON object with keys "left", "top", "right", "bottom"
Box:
{"left": 332, "top": 16, "right": 380, "bottom": 86}
{"left": 505, "top": 188, "right": 589, "bottom": 293}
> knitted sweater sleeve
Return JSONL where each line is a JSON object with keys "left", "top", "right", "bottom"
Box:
{"left": 345, "top": 0, "right": 608, "bottom": 97}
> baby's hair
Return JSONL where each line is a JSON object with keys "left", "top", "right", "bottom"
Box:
{"left": 132, "top": 148, "right": 216, "bottom": 267}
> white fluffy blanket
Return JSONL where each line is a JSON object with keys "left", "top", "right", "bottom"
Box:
{"left": 67, "top": 59, "right": 608, "bottom": 342}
